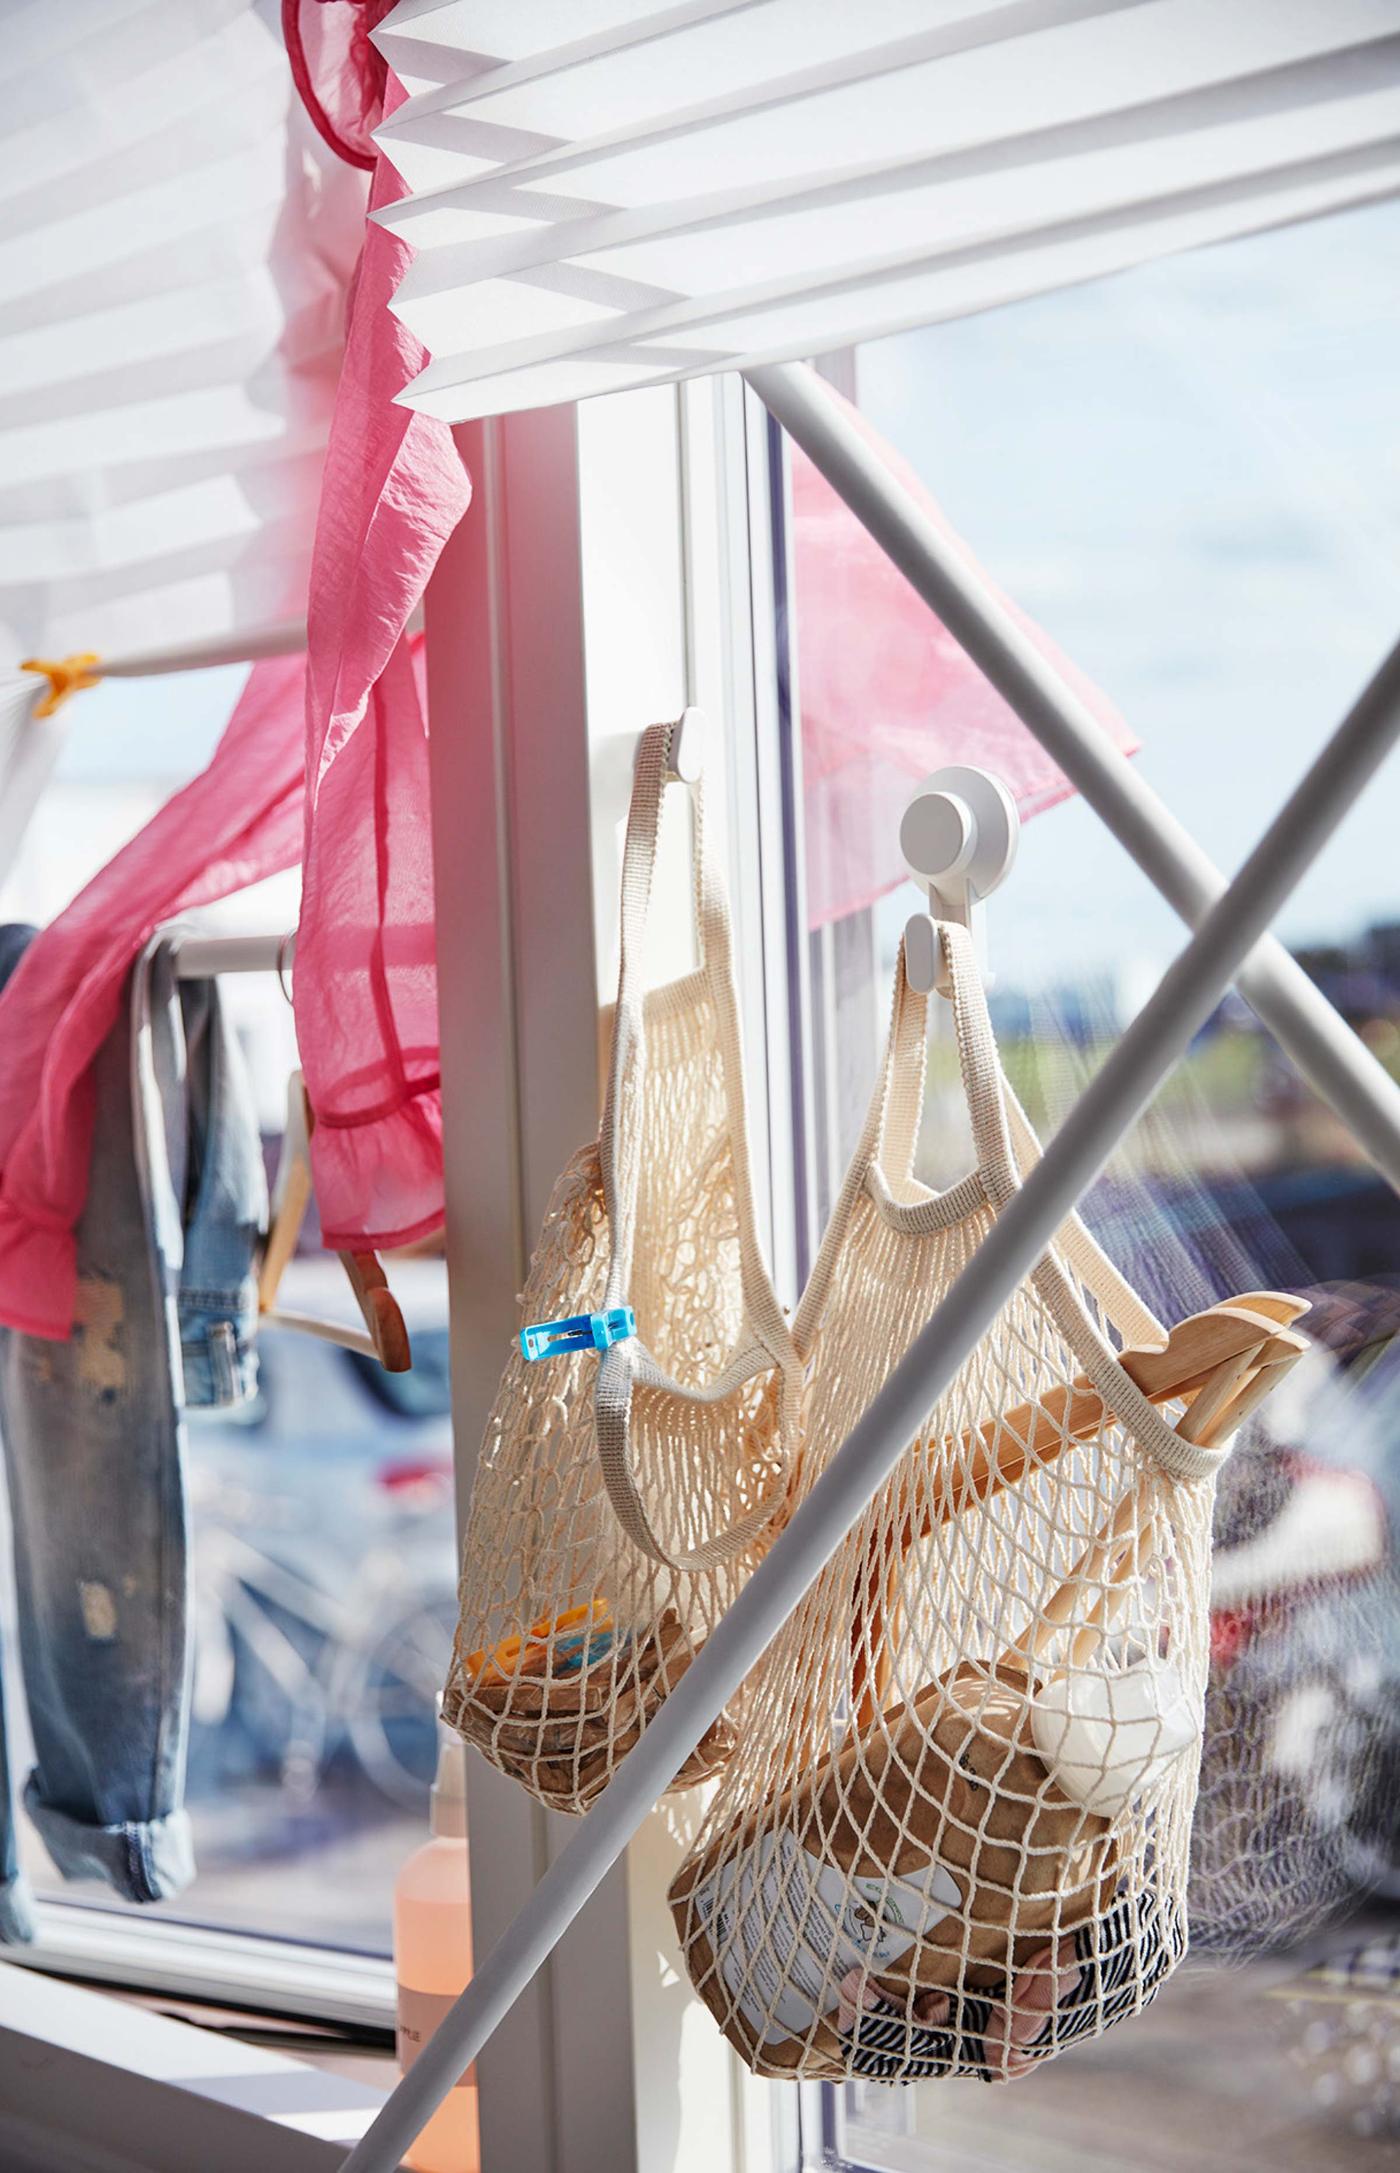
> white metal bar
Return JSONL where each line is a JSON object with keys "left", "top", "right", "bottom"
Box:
{"left": 169, "top": 931, "right": 295, "bottom": 980}
{"left": 340, "top": 635, "right": 1400, "bottom": 2173}
{"left": 98, "top": 620, "right": 308, "bottom": 679}
{"left": 95, "top": 610, "right": 419, "bottom": 680}
{"left": 745, "top": 359, "right": 1400, "bottom": 1195}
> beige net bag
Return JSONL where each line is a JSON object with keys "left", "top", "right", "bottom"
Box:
{"left": 444, "top": 719, "right": 799, "bottom": 1813}
{"left": 671, "top": 923, "right": 1300, "bottom": 2083}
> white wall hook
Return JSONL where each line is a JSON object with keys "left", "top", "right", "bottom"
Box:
{"left": 667, "top": 706, "right": 705, "bottom": 783}
{"left": 900, "top": 765, "right": 1019, "bottom": 993}
{"left": 630, "top": 707, "right": 705, "bottom": 785}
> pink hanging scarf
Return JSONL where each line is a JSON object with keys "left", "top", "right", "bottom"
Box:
{"left": 292, "top": 72, "right": 471, "bottom": 1250}
{"left": 0, "top": 655, "right": 306, "bottom": 1338}
{"left": 0, "top": 64, "right": 470, "bottom": 1335}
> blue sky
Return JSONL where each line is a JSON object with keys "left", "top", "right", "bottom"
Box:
{"left": 859, "top": 197, "right": 1400, "bottom": 985}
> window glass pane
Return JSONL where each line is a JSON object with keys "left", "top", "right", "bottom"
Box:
{"left": 0, "top": 668, "right": 455, "bottom": 1958}
{"left": 789, "top": 202, "right": 1399, "bottom": 2171}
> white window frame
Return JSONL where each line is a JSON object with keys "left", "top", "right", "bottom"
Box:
{"left": 5, "top": 369, "right": 804, "bottom": 2173}
{"left": 421, "top": 374, "right": 803, "bottom": 2173}
{"left": 0, "top": 379, "right": 803, "bottom": 2169}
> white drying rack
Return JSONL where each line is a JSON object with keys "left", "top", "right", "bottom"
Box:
{"left": 168, "top": 930, "right": 296, "bottom": 982}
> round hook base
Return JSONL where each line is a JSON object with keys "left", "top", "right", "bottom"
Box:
{"left": 900, "top": 765, "right": 1020, "bottom": 904}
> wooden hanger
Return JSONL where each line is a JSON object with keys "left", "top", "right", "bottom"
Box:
{"left": 851, "top": 1292, "right": 1309, "bottom": 1725}
{"left": 257, "top": 1071, "right": 412, "bottom": 1373}
{"left": 1019, "top": 1316, "right": 1308, "bottom": 1677}
{"left": 924, "top": 1292, "right": 1308, "bottom": 1530}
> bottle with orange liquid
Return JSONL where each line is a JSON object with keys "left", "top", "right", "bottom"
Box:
{"left": 394, "top": 1725, "right": 481, "bottom": 2173}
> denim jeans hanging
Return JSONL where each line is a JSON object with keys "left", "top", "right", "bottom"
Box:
{"left": 0, "top": 926, "right": 264, "bottom": 1938}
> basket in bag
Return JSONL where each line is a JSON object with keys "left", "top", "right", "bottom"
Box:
{"left": 444, "top": 718, "right": 799, "bottom": 1812}
{"left": 670, "top": 922, "right": 1303, "bottom": 2081}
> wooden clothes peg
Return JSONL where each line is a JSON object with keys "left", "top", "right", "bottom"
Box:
{"left": 257, "top": 1071, "right": 412, "bottom": 1373}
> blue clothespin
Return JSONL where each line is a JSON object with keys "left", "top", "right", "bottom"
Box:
{"left": 520, "top": 1306, "right": 637, "bottom": 1363}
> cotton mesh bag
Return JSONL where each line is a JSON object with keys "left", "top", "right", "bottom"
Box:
{"left": 671, "top": 922, "right": 1282, "bottom": 2083}
{"left": 444, "top": 719, "right": 798, "bottom": 1813}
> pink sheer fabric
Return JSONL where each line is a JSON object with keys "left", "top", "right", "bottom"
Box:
{"left": 292, "top": 75, "right": 471, "bottom": 1252}
{"left": 282, "top": 0, "right": 393, "bottom": 171}
{"left": 0, "top": 656, "right": 306, "bottom": 1339}
{"left": 0, "top": 59, "right": 468, "bottom": 1334}
{"left": 793, "top": 392, "right": 1137, "bottom": 930}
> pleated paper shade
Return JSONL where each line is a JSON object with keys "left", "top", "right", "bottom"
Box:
{"left": 0, "top": 0, "right": 368, "bottom": 664}
{"left": 371, "top": 0, "right": 1400, "bottom": 421}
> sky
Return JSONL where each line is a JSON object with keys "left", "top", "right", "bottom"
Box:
{"left": 857, "top": 196, "right": 1400, "bottom": 989}
{"left": 51, "top": 198, "right": 1400, "bottom": 996}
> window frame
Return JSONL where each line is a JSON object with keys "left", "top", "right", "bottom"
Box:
{"left": 424, "top": 376, "right": 804, "bottom": 2173}
{"left": 6, "top": 370, "right": 804, "bottom": 2171}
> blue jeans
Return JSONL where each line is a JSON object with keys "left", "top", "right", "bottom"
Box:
{"left": 0, "top": 927, "right": 265, "bottom": 1939}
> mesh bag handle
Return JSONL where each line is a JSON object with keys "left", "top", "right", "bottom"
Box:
{"left": 594, "top": 721, "right": 794, "bottom": 1572}
{"left": 794, "top": 920, "right": 1013, "bottom": 1352}
{"left": 798, "top": 921, "right": 1224, "bottom": 1489}
{"left": 876, "top": 918, "right": 1018, "bottom": 1202}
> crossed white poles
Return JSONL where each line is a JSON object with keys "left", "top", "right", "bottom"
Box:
{"left": 340, "top": 364, "right": 1400, "bottom": 2173}
{"left": 751, "top": 363, "right": 1400, "bottom": 1191}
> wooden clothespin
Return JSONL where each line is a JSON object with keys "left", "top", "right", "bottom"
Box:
{"left": 257, "top": 1071, "right": 412, "bottom": 1372}
{"left": 1027, "top": 1294, "right": 1310, "bottom": 1675}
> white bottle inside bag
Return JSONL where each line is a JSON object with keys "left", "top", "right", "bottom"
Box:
{"left": 394, "top": 1725, "right": 480, "bottom": 2173}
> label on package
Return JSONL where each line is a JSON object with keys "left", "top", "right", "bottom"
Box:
{"left": 397, "top": 1986, "right": 476, "bottom": 2088}
{"left": 689, "top": 1829, "right": 961, "bottom": 2046}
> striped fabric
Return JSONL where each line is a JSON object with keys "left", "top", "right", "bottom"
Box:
{"left": 841, "top": 1888, "right": 1186, "bottom": 2083}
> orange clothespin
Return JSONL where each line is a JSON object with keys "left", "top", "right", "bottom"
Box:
{"left": 20, "top": 653, "right": 102, "bottom": 719}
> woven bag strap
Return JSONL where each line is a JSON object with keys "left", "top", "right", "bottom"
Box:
{"left": 1002, "top": 1083, "right": 1165, "bottom": 1349}
{"left": 905, "top": 946, "right": 1201, "bottom": 1477}
{"left": 596, "top": 1340, "right": 790, "bottom": 1571}
{"left": 599, "top": 719, "right": 746, "bottom": 1290}
{"left": 798, "top": 924, "right": 1214, "bottom": 1486}
{"left": 597, "top": 721, "right": 668, "bottom": 1300}
{"left": 594, "top": 720, "right": 793, "bottom": 1570}
{"left": 877, "top": 921, "right": 1018, "bottom": 1199}
{"left": 793, "top": 922, "right": 1014, "bottom": 1353}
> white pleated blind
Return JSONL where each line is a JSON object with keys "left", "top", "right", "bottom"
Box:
{"left": 373, "top": 0, "right": 1400, "bottom": 421}
{"left": 0, "top": 0, "right": 366, "bottom": 665}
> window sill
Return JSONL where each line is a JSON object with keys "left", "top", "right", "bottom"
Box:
{"left": 11, "top": 1900, "right": 395, "bottom": 2032}
{"left": 0, "top": 1959, "right": 392, "bottom": 2172}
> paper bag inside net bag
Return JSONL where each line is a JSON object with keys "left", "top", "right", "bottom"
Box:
{"left": 670, "top": 1660, "right": 1123, "bottom": 2078}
